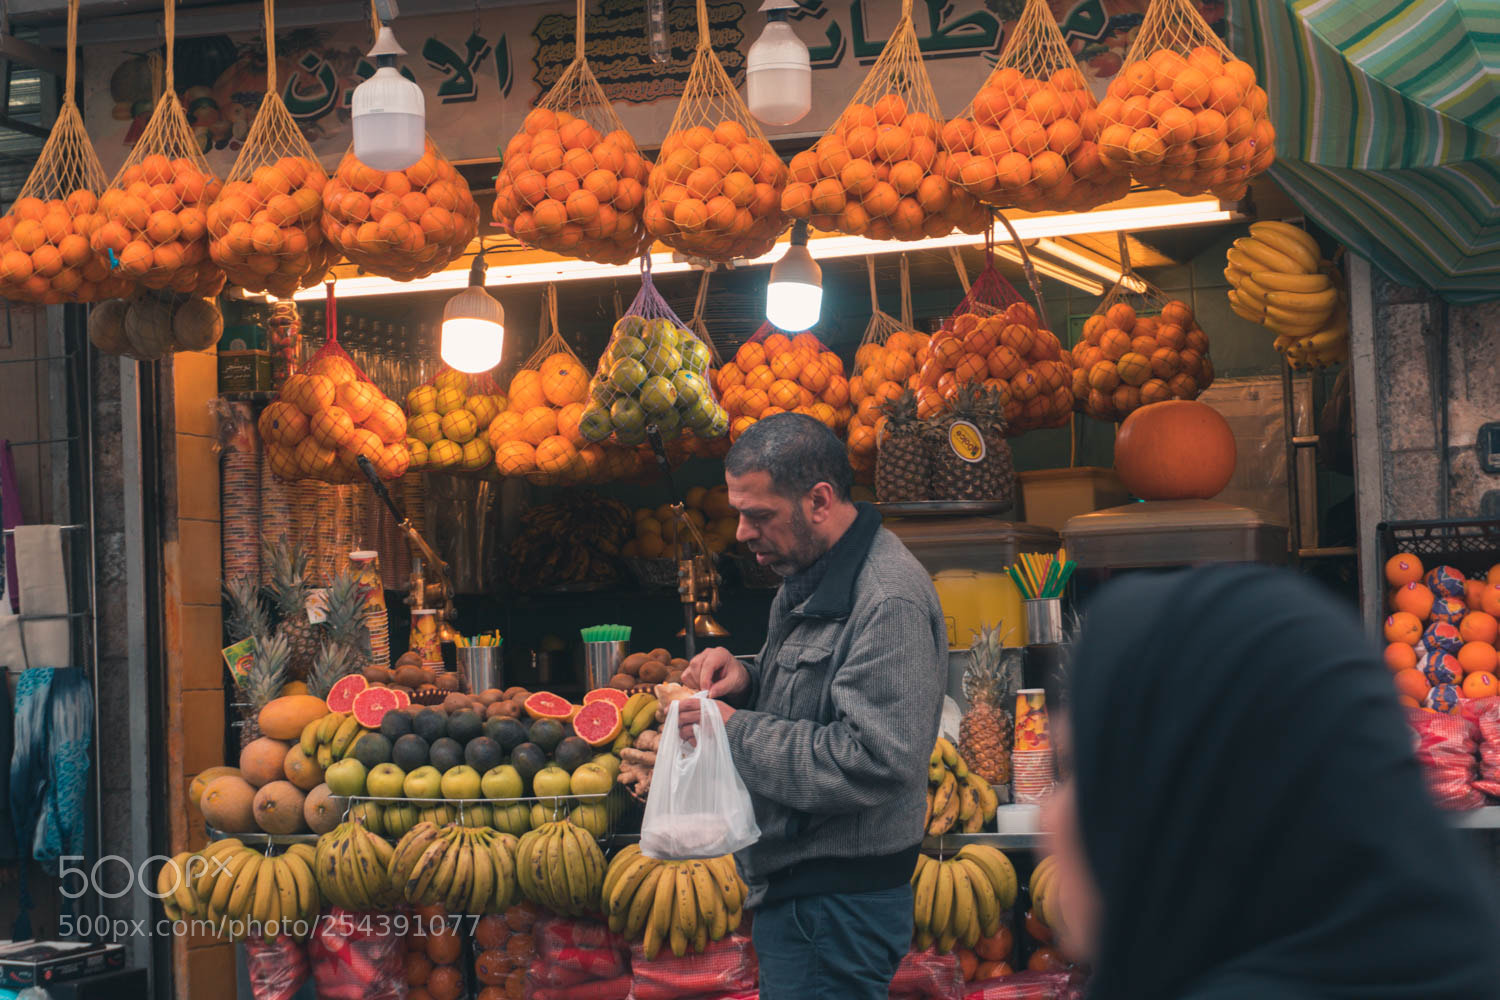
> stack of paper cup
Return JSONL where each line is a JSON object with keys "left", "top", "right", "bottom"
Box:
{"left": 350, "top": 550, "right": 390, "bottom": 670}
{"left": 1011, "top": 688, "right": 1056, "bottom": 804}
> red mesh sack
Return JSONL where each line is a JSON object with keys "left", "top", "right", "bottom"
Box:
{"left": 1070, "top": 234, "right": 1215, "bottom": 422}
{"left": 943, "top": 0, "right": 1126, "bottom": 214}
{"left": 260, "top": 284, "right": 411, "bottom": 483}
{"left": 403, "top": 366, "right": 505, "bottom": 475}
{"left": 889, "top": 947, "right": 965, "bottom": 1000}
{"left": 528, "top": 976, "right": 633, "bottom": 1000}
{"left": 628, "top": 928, "right": 757, "bottom": 1000}
{"left": 208, "top": 0, "right": 337, "bottom": 297}
{"left": 963, "top": 970, "right": 1078, "bottom": 1000}
{"left": 1470, "top": 698, "right": 1500, "bottom": 797}
{"left": 1096, "top": 0, "right": 1275, "bottom": 199}
{"left": 92, "top": 0, "right": 224, "bottom": 297}
{"left": 644, "top": 0, "right": 787, "bottom": 262}
{"left": 246, "top": 933, "right": 310, "bottom": 1000}
{"left": 783, "top": 0, "right": 987, "bottom": 241}
{"left": 527, "top": 915, "right": 631, "bottom": 1000}
{"left": 0, "top": 0, "right": 124, "bottom": 305}
{"left": 718, "top": 324, "right": 850, "bottom": 444}
{"left": 474, "top": 905, "right": 540, "bottom": 999}
{"left": 493, "top": 0, "right": 650, "bottom": 264}
{"left": 1405, "top": 705, "right": 1483, "bottom": 810}
{"left": 308, "top": 907, "right": 407, "bottom": 1000}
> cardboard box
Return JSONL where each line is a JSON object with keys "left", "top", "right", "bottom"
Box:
{"left": 218, "top": 349, "right": 271, "bottom": 394}
{"left": 0, "top": 941, "right": 126, "bottom": 988}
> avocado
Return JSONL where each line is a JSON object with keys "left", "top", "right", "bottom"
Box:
{"left": 510, "top": 743, "right": 547, "bottom": 787}
{"left": 446, "top": 710, "right": 483, "bottom": 745}
{"left": 412, "top": 709, "right": 448, "bottom": 745}
{"left": 486, "top": 718, "right": 529, "bottom": 753}
{"left": 464, "top": 736, "right": 503, "bottom": 774}
{"left": 528, "top": 719, "right": 565, "bottom": 754}
{"left": 553, "top": 736, "right": 593, "bottom": 773}
{"left": 429, "top": 737, "right": 464, "bottom": 774}
{"left": 351, "top": 732, "right": 393, "bottom": 770}
{"left": 379, "top": 710, "right": 414, "bottom": 742}
{"left": 391, "top": 734, "right": 430, "bottom": 772}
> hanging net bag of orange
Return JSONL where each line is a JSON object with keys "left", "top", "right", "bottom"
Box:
{"left": 92, "top": 0, "right": 224, "bottom": 297}
{"left": 846, "top": 255, "right": 927, "bottom": 477}
{"left": 644, "top": 0, "right": 787, "bottom": 262}
{"left": 719, "top": 325, "right": 849, "bottom": 443}
{"left": 944, "top": 0, "right": 1129, "bottom": 213}
{"left": 783, "top": 0, "right": 988, "bottom": 241}
{"left": 259, "top": 283, "right": 411, "bottom": 484}
{"left": 208, "top": 0, "right": 338, "bottom": 298}
{"left": 0, "top": 0, "right": 121, "bottom": 305}
{"left": 1071, "top": 234, "right": 1215, "bottom": 422}
{"left": 493, "top": 0, "right": 651, "bottom": 264}
{"left": 1096, "top": 0, "right": 1275, "bottom": 199}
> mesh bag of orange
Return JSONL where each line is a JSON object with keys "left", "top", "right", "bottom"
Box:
{"left": 1096, "top": 0, "right": 1275, "bottom": 198}
{"left": 493, "top": 0, "right": 651, "bottom": 264}
{"left": 847, "top": 255, "right": 928, "bottom": 477}
{"left": 0, "top": 0, "right": 123, "bottom": 305}
{"left": 943, "top": 0, "right": 1129, "bottom": 213}
{"left": 926, "top": 243, "right": 1071, "bottom": 433}
{"left": 1070, "top": 236, "right": 1215, "bottom": 422}
{"left": 208, "top": 0, "right": 337, "bottom": 298}
{"left": 258, "top": 284, "right": 411, "bottom": 483}
{"left": 644, "top": 0, "right": 787, "bottom": 262}
{"left": 717, "top": 325, "right": 851, "bottom": 444}
{"left": 403, "top": 367, "right": 506, "bottom": 474}
{"left": 782, "top": 0, "right": 988, "bottom": 241}
{"left": 91, "top": 0, "right": 224, "bottom": 297}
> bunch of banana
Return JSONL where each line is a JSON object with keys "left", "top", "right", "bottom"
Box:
{"left": 516, "top": 820, "right": 607, "bottom": 917}
{"left": 314, "top": 819, "right": 398, "bottom": 912}
{"left": 386, "top": 821, "right": 519, "bottom": 913}
{"left": 601, "top": 845, "right": 747, "bottom": 959}
{"left": 621, "top": 692, "right": 662, "bottom": 740}
{"left": 1030, "top": 854, "right": 1065, "bottom": 936}
{"left": 507, "top": 494, "right": 633, "bottom": 590}
{"left": 925, "top": 738, "right": 999, "bottom": 837}
{"left": 1224, "top": 222, "right": 1349, "bottom": 367}
{"left": 299, "top": 711, "right": 368, "bottom": 769}
{"left": 160, "top": 839, "right": 321, "bottom": 940}
{"left": 911, "top": 845, "right": 1018, "bottom": 953}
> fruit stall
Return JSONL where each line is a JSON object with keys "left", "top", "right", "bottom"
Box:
{"left": 9, "top": 0, "right": 1498, "bottom": 995}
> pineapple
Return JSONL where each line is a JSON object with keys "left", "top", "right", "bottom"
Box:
{"left": 929, "top": 383, "right": 1016, "bottom": 504}
{"left": 959, "top": 622, "right": 1017, "bottom": 786}
{"left": 239, "top": 632, "right": 291, "bottom": 746}
{"left": 305, "top": 643, "right": 355, "bottom": 701}
{"left": 264, "top": 534, "right": 316, "bottom": 680}
{"left": 875, "top": 389, "right": 931, "bottom": 502}
{"left": 223, "top": 575, "right": 271, "bottom": 643}
{"left": 322, "top": 570, "right": 372, "bottom": 666}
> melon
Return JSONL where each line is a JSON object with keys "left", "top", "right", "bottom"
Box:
{"left": 524, "top": 691, "right": 574, "bottom": 721}
{"left": 573, "top": 701, "right": 624, "bottom": 747}
{"left": 200, "top": 775, "right": 257, "bottom": 832}
{"left": 352, "top": 686, "right": 401, "bottom": 728}
{"left": 326, "top": 674, "right": 370, "bottom": 713}
{"left": 582, "top": 688, "right": 629, "bottom": 710}
{"left": 189, "top": 765, "right": 240, "bottom": 808}
{"left": 258, "top": 694, "right": 330, "bottom": 741}
{"left": 303, "top": 783, "right": 342, "bottom": 835}
{"left": 240, "top": 737, "right": 291, "bottom": 787}
{"left": 282, "top": 744, "right": 325, "bottom": 791}
{"left": 253, "top": 780, "right": 308, "bottom": 835}
{"left": 1114, "top": 399, "right": 1237, "bottom": 501}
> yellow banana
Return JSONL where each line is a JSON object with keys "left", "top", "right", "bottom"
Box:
{"left": 1265, "top": 286, "right": 1337, "bottom": 314}
{"left": 912, "top": 855, "right": 939, "bottom": 934}
{"left": 626, "top": 867, "right": 665, "bottom": 941}
{"left": 644, "top": 862, "right": 677, "bottom": 959}
{"left": 1249, "top": 222, "right": 1320, "bottom": 271}
{"left": 958, "top": 858, "right": 1000, "bottom": 938}
{"left": 251, "top": 854, "right": 279, "bottom": 926}
{"left": 930, "top": 860, "right": 954, "bottom": 936}
{"left": 706, "top": 855, "right": 743, "bottom": 914}
{"left": 690, "top": 861, "right": 728, "bottom": 941}
{"left": 1233, "top": 236, "right": 1305, "bottom": 275}
{"left": 956, "top": 845, "right": 1018, "bottom": 908}
{"left": 936, "top": 738, "right": 958, "bottom": 768}
{"left": 675, "top": 864, "right": 698, "bottom": 941}
{"left": 927, "top": 790, "right": 960, "bottom": 837}
{"left": 602, "top": 844, "right": 642, "bottom": 906}
{"left": 1251, "top": 269, "right": 1331, "bottom": 294}
{"left": 931, "top": 771, "right": 957, "bottom": 815}
{"left": 226, "top": 853, "right": 264, "bottom": 922}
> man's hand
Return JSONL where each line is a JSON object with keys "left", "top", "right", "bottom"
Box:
{"left": 676, "top": 697, "right": 734, "bottom": 746}
{"left": 682, "top": 647, "right": 749, "bottom": 700}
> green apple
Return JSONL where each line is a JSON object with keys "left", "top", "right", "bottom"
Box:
{"left": 590, "top": 380, "right": 620, "bottom": 406}
{"left": 672, "top": 370, "right": 706, "bottom": 407}
{"left": 325, "top": 758, "right": 368, "bottom": 797}
{"left": 402, "top": 765, "right": 443, "bottom": 800}
{"left": 679, "top": 338, "right": 711, "bottom": 374}
{"left": 532, "top": 765, "right": 573, "bottom": 807}
{"left": 612, "top": 316, "right": 646, "bottom": 343}
{"left": 440, "top": 765, "right": 482, "bottom": 800}
{"left": 569, "top": 762, "right": 612, "bottom": 796}
{"left": 641, "top": 343, "right": 682, "bottom": 376}
{"left": 367, "top": 762, "right": 407, "bottom": 798}
{"left": 481, "top": 764, "right": 524, "bottom": 800}
{"left": 591, "top": 753, "right": 621, "bottom": 781}
{"left": 610, "top": 357, "right": 648, "bottom": 395}
{"left": 639, "top": 375, "right": 677, "bottom": 417}
{"left": 610, "top": 333, "right": 646, "bottom": 362}
{"left": 642, "top": 318, "right": 679, "bottom": 352}
{"left": 568, "top": 803, "right": 609, "bottom": 838}
{"left": 610, "top": 396, "right": 646, "bottom": 435}
{"left": 650, "top": 406, "right": 681, "bottom": 438}
{"left": 493, "top": 802, "right": 530, "bottom": 835}
{"left": 579, "top": 404, "right": 613, "bottom": 443}
{"left": 683, "top": 397, "right": 715, "bottom": 431}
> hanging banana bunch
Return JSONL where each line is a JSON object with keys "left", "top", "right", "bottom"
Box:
{"left": 1224, "top": 221, "right": 1348, "bottom": 369}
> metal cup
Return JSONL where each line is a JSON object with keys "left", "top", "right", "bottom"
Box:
{"left": 456, "top": 646, "right": 502, "bottom": 694}
{"left": 1024, "top": 598, "right": 1063, "bottom": 646}
{"left": 585, "top": 641, "right": 630, "bottom": 691}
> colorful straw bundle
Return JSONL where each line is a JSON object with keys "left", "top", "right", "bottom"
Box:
{"left": 580, "top": 624, "right": 631, "bottom": 642}
{"left": 1006, "top": 550, "right": 1076, "bottom": 600}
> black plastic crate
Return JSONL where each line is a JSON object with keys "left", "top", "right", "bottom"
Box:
{"left": 1377, "top": 518, "right": 1500, "bottom": 582}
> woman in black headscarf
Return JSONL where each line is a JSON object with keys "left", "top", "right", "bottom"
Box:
{"left": 1043, "top": 565, "right": 1500, "bottom": 1000}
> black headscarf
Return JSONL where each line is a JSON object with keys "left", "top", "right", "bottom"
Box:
{"left": 1070, "top": 566, "right": 1500, "bottom": 1000}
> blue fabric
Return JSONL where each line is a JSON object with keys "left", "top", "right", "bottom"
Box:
{"left": 753, "top": 884, "right": 913, "bottom": 1000}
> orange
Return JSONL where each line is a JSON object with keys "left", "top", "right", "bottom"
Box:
{"left": 1384, "top": 552, "right": 1424, "bottom": 586}
{"left": 1383, "top": 610, "right": 1424, "bottom": 644}
{"left": 494, "top": 439, "right": 537, "bottom": 475}
{"left": 1393, "top": 668, "right": 1430, "bottom": 702}
{"left": 1384, "top": 642, "right": 1418, "bottom": 672}
{"left": 535, "top": 435, "right": 579, "bottom": 474}
{"left": 1459, "top": 641, "right": 1498, "bottom": 676}
{"left": 1463, "top": 671, "right": 1498, "bottom": 699}
{"left": 1391, "top": 582, "right": 1435, "bottom": 620}
{"left": 508, "top": 370, "right": 547, "bottom": 412}
{"left": 1461, "top": 611, "right": 1499, "bottom": 645}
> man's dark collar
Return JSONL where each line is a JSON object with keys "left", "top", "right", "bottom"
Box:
{"left": 790, "top": 502, "right": 883, "bottom": 620}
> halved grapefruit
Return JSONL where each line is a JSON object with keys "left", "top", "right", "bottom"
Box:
{"left": 523, "top": 691, "right": 574, "bottom": 721}
{"left": 582, "top": 688, "right": 629, "bottom": 710}
{"left": 326, "top": 674, "right": 369, "bottom": 714}
{"left": 573, "top": 701, "right": 624, "bottom": 747}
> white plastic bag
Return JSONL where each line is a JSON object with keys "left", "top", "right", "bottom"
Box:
{"left": 640, "top": 692, "right": 761, "bottom": 859}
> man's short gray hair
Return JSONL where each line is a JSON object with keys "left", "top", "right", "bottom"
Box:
{"left": 724, "top": 412, "right": 853, "bottom": 501}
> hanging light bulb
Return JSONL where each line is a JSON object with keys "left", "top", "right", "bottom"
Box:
{"left": 746, "top": 0, "right": 811, "bottom": 125}
{"left": 441, "top": 252, "right": 504, "bottom": 373}
{"left": 766, "top": 220, "right": 821, "bottom": 332}
{"left": 352, "top": 1, "right": 426, "bottom": 171}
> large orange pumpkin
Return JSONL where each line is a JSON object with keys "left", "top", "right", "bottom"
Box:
{"left": 1113, "top": 399, "right": 1236, "bottom": 500}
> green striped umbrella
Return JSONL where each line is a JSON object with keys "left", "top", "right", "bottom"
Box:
{"left": 1227, "top": 0, "right": 1500, "bottom": 301}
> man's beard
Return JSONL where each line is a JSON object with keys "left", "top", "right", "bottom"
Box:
{"left": 767, "top": 506, "right": 829, "bottom": 577}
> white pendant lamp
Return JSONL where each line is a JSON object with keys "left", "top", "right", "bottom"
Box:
{"left": 441, "top": 253, "right": 504, "bottom": 373}
{"left": 351, "top": 1, "right": 426, "bottom": 171}
{"left": 746, "top": 0, "right": 811, "bottom": 126}
{"left": 766, "top": 220, "right": 822, "bottom": 332}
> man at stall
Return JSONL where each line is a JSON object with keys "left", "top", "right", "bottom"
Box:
{"left": 678, "top": 412, "right": 947, "bottom": 999}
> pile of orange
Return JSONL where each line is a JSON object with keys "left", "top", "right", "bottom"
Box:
{"left": 321, "top": 140, "right": 480, "bottom": 281}
{"left": 0, "top": 193, "right": 131, "bottom": 304}
{"left": 845, "top": 329, "right": 933, "bottom": 477}
{"left": 1385, "top": 554, "right": 1500, "bottom": 713}
{"left": 782, "top": 96, "right": 990, "bottom": 241}
{"left": 259, "top": 352, "right": 411, "bottom": 483}
{"left": 923, "top": 301, "right": 1072, "bottom": 433}
{"left": 943, "top": 67, "right": 1129, "bottom": 212}
{"left": 716, "top": 331, "right": 853, "bottom": 444}
{"left": 487, "top": 351, "right": 640, "bottom": 485}
{"left": 1097, "top": 46, "right": 1276, "bottom": 200}
{"left": 208, "top": 155, "right": 338, "bottom": 298}
{"left": 644, "top": 121, "right": 787, "bottom": 262}
{"left": 91, "top": 154, "right": 225, "bottom": 296}
{"left": 493, "top": 108, "right": 651, "bottom": 265}
{"left": 1069, "top": 299, "right": 1214, "bottom": 421}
